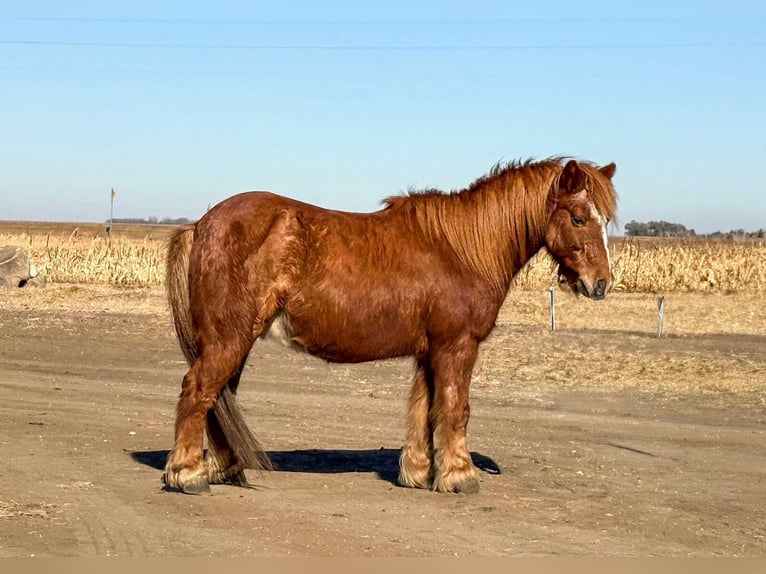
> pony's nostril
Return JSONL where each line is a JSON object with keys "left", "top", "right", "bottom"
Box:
{"left": 594, "top": 278, "right": 607, "bottom": 297}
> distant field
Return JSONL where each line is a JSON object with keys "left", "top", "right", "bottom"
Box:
{"left": 1, "top": 220, "right": 764, "bottom": 292}
{"left": 0, "top": 220, "right": 174, "bottom": 242}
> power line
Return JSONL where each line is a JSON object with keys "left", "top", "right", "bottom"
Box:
{"left": 1, "top": 38, "right": 763, "bottom": 51}
{"left": 1, "top": 64, "right": 751, "bottom": 79}
{"left": 3, "top": 16, "right": 764, "bottom": 24}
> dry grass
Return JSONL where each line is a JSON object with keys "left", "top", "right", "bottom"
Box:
{"left": 0, "top": 499, "right": 55, "bottom": 520}
{"left": 500, "top": 290, "right": 765, "bottom": 337}
{"left": 473, "top": 289, "right": 766, "bottom": 402}
{"left": 1, "top": 222, "right": 765, "bottom": 293}
{"left": 475, "top": 327, "right": 765, "bottom": 402}
{"left": 0, "top": 282, "right": 164, "bottom": 315}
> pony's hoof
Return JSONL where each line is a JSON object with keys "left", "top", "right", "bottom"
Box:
{"left": 432, "top": 474, "right": 480, "bottom": 494}
{"left": 454, "top": 477, "right": 480, "bottom": 494}
{"left": 398, "top": 451, "right": 433, "bottom": 490}
{"left": 181, "top": 475, "right": 212, "bottom": 495}
{"left": 163, "top": 470, "right": 212, "bottom": 495}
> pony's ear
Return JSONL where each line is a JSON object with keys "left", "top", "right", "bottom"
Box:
{"left": 559, "top": 160, "right": 586, "bottom": 195}
{"left": 599, "top": 162, "right": 617, "bottom": 180}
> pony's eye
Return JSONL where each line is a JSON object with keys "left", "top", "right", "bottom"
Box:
{"left": 572, "top": 215, "right": 586, "bottom": 227}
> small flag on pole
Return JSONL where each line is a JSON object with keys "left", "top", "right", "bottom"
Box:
{"left": 108, "top": 188, "right": 115, "bottom": 243}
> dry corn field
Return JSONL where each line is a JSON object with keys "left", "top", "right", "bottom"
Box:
{"left": 0, "top": 222, "right": 170, "bottom": 286}
{"left": 514, "top": 237, "right": 766, "bottom": 293}
{"left": 1, "top": 221, "right": 765, "bottom": 292}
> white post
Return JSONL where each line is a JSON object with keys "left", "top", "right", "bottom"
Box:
{"left": 549, "top": 287, "right": 556, "bottom": 332}
{"left": 657, "top": 296, "right": 665, "bottom": 338}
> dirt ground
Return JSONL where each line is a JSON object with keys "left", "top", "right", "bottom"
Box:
{"left": 0, "top": 285, "right": 764, "bottom": 557}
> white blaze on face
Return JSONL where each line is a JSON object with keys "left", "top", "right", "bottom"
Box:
{"left": 589, "top": 201, "right": 611, "bottom": 271}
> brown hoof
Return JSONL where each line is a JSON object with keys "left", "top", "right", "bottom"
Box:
{"left": 162, "top": 472, "right": 212, "bottom": 495}
{"left": 181, "top": 475, "right": 212, "bottom": 495}
{"left": 454, "top": 477, "right": 480, "bottom": 494}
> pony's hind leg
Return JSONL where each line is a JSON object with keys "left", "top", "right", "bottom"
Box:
{"left": 205, "top": 380, "right": 273, "bottom": 486}
{"left": 165, "top": 208, "right": 298, "bottom": 493}
{"left": 205, "top": 408, "right": 247, "bottom": 486}
{"left": 398, "top": 362, "right": 434, "bottom": 489}
{"left": 171, "top": 296, "right": 280, "bottom": 492}
{"left": 163, "top": 343, "right": 251, "bottom": 494}
{"left": 204, "top": 365, "right": 249, "bottom": 486}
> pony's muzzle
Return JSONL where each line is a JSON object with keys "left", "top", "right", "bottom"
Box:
{"left": 577, "top": 277, "right": 609, "bottom": 300}
{"left": 593, "top": 278, "right": 608, "bottom": 299}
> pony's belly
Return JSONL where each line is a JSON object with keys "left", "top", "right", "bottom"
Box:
{"left": 260, "top": 310, "right": 423, "bottom": 363}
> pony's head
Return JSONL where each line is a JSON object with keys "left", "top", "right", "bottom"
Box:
{"left": 545, "top": 159, "right": 617, "bottom": 300}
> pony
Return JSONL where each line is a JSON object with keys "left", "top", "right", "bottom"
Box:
{"left": 162, "top": 157, "right": 618, "bottom": 495}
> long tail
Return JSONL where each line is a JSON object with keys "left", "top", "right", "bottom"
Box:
{"left": 166, "top": 225, "right": 272, "bottom": 472}
{"left": 166, "top": 225, "right": 198, "bottom": 365}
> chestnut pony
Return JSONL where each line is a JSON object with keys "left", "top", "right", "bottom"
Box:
{"left": 163, "top": 157, "right": 617, "bottom": 495}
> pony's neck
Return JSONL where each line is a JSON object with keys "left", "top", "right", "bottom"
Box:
{"left": 391, "top": 160, "right": 559, "bottom": 300}
{"left": 463, "top": 164, "right": 555, "bottom": 296}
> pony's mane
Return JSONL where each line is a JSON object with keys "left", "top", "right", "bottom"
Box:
{"left": 383, "top": 157, "right": 618, "bottom": 295}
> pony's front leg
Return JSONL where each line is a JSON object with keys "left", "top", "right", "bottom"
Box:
{"left": 430, "top": 340, "right": 480, "bottom": 493}
{"left": 399, "top": 363, "right": 434, "bottom": 489}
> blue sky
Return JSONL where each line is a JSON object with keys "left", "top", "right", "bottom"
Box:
{"left": 1, "top": 1, "right": 764, "bottom": 234}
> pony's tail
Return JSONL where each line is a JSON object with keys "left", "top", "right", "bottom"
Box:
{"left": 166, "top": 225, "right": 272, "bottom": 474}
{"left": 166, "top": 225, "right": 198, "bottom": 365}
